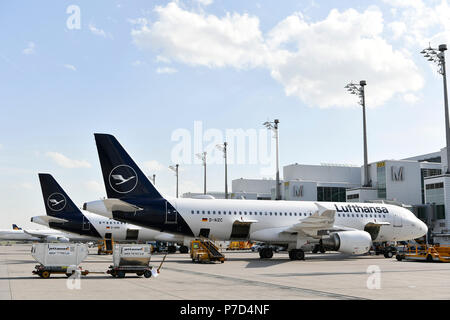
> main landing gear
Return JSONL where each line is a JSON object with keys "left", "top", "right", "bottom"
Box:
{"left": 288, "top": 249, "right": 305, "bottom": 261}
{"left": 259, "top": 247, "right": 274, "bottom": 259}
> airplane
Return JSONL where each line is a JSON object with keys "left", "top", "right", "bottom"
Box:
{"left": 0, "top": 223, "right": 91, "bottom": 243}
{"left": 84, "top": 133, "right": 428, "bottom": 261}
{"left": 32, "top": 173, "right": 190, "bottom": 253}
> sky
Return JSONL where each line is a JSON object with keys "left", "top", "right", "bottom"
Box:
{"left": 1, "top": 0, "right": 450, "bottom": 228}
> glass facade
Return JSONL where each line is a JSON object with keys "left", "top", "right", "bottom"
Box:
{"left": 317, "top": 187, "right": 346, "bottom": 202}
{"left": 377, "top": 162, "right": 386, "bottom": 199}
{"left": 425, "top": 182, "right": 445, "bottom": 220}
{"left": 421, "top": 169, "right": 442, "bottom": 203}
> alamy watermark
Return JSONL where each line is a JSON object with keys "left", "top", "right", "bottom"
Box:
{"left": 171, "top": 121, "right": 277, "bottom": 175}
{"left": 66, "top": 5, "right": 81, "bottom": 30}
{"left": 366, "top": 265, "right": 381, "bottom": 290}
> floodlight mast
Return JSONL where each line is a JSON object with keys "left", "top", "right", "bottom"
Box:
{"left": 263, "top": 119, "right": 281, "bottom": 200}
{"left": 169, "top": 164, "right": 179, "bottom": 198}
{"left": 196, "top": 152, "right": 207, "bottom": 194}
{"left": 422, "top": 44, "right": 450, "bottom": 173}
{"left": 345, "top": 80, "right": 370, "bottom": 187}
{"left": 216, "top": 142, "right": 228, "bottom": 199}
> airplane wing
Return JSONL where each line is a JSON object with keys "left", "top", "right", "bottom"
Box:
{"left": 31, "top": 216, "right": 69, "bottom": 225}
{"left": 101, "top": 198, "right": 143, "bottom": 212}
{"left": 283, "top": 203, "right": 347, "bottom": 238}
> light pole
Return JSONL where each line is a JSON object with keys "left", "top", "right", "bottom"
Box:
{"left": 169, "top": 164, "right": 179, "bottom": 198}
{"left": 216, "top": 142, "right": 228, "bottom": 199}
{"left": 263, "top": 119, "right": 281, "bottom": 200}
{"left": 345, "top": 80, "right": 370, "bottom": 187}
{"left": 196, "top": 152, "right": 207, "bottom": 194}
{"left": 148, "top": 174, "right": 156, "bottom": 185}
{"left": 421, "top": 44, "right": 450, "bottom": 174}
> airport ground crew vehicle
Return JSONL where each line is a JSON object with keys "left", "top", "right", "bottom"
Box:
{"left": 227, "top": 241, "right": 253, "bottom": 250}
{"left": 97, "top": 237, "right": 114, "bottom": 255}
{"left": 107, "top": 244, "right": 156, "bottom": 278}
{"left": 191, "top": 239, "right": 225, "bottom": 263}
{"left": 396, "top": 244, "right": 450, "bottom": 262}
{"left": 31, "top": 243, "right": 88, "bottom": 278}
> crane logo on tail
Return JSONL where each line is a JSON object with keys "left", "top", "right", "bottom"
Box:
{"left": 47, "top": 193, "right": 67, "bottom": 212}
{"left": 109, "top": 165, "right": 138, "bottom": 194}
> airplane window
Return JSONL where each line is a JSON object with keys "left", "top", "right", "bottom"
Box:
{"left": 218, "top": 211, "right": 221, "bottom": 215}
{"left": 309, "top": 213, "right": 312, "bottom": 216}
{"left": 239, "top": 211, "right": 242, "bottom": 215}
{"left": 265, "top": 212, "right": 267, "bottom": 216}
{"left": 208, "top": 211, "right": 210, "bottom": 215}
{"left": 337, "top": 214, "right": 340, "bottom": 217}
{"left": 351, "top": 214, "right": 354, "bottom": 217}
{"left": 249, "top": 212, "right": 252, "bottom": 215}
{"left": 191, "top": 210, "right": 194, "bottom": 214}
{"left": 202, "top": 211, "right": 205, "bottom": 214}
{"left": 289, "top": 213, "right": 292, "bottom": 216}
{"left": 347, "top": 214, "right": 350, "bottom": 217}
{"left": 369, "top": 214, "right": 372, "bottom": 218}
{"left": 365, "top": 214, "right": 368, "bottom": 217}
{"left": 260, "top": 212, "right": 263, "bottom": 215}
{"left": 383, "top": 215, "right": 386, "bottom": 218}
{"left": 356, "top": 214, "right": 359, "bottom": 217}
{"left": 244, "top": 212, "right": 247, "bottom": 215}
{"left": 234, "top": 211, "right": 237, "bottom": 215}
{"left": 270, "top": 212, "right": 272, "bottom": 216}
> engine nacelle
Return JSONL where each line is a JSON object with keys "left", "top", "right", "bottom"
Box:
{"left": 46, "top": 235, "right": 70, "bottom": 243}
{"left": 321, "top": 230, "right": 372, "bottom": 255}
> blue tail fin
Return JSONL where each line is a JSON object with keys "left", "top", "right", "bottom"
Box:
{"left": 94, "top": 133, "right": 163, "bottom": 200}
{"left": 38, "top": 173, "right": 84, "bottom": 219}
{"left": 12, "top": 224, "right": 21, "bottom": 230}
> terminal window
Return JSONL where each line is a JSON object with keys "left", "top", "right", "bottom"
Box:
{"left": 317, "top": 187, "right": 346, "bottom": 202}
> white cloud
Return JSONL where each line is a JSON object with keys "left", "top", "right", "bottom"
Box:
{"left": 131, "top": 3, "right": 423, "bottom": 108}
{"left": 64, "top": 64, "right": 77, "bottom": 71}
{"left": 142, "top": 160, "right": 164, "bottom": 173}
{"left": 45, "top": 152, "right": 91, "bottom": 169}
{"left": 156, "top": 55, "right": 171, "bottom": 63}
{"left": 156, "top": 67, "right": 178, "bottom": 74}
{"left": 382, "top": 0, "right": 450, "bottom": 46}
{"left": 195, "top": 0, "right": 213, "bottom": 6}
{"left": 22, "top": 42, "right": 35, "bottom": 55}
{"left": 131, "top": 3, "right": 270, "bottom": 69}
{"left": 132, "top": 60, "right": 145, "bottom": 67}
{"left": 403, "top": 93, "right": 420, "bottom": 104}
{"left": 89, "top": 24, "right": 112, "bottom": 39}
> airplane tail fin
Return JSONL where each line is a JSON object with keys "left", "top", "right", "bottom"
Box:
{"left": 94, "top": 133, "right": 163, "bottom": 200}
{"left": 38, "top": 173, "right": 84, "bottom": 219}
{"left": 12, "top": 224, "right": 22, "bottom": 230}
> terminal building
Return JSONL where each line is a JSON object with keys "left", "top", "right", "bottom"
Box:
{"left": 227, "top": 148, "right": 450, "bottom": 244}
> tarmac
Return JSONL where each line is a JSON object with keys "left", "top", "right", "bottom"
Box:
{"left": 0, "top": 244, "right": 449, "bottom": 300}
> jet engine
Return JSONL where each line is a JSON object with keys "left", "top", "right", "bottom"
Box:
{"left": 46, "top": 235, "right": 70, "bottom": 243}
{"left": 321, "top": 230, "right": 372, "bottom": 255}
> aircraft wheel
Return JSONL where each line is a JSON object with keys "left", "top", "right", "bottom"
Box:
{"left": 384, "top": 251, "right": 393, "bottom": 258}
{"left": 426, "top": 254, "right": 433, "bottom": 262}
{"left": 179, "top": 246, "right": 189, "bottom": 254}
{"left": 396, "top": 255, "right": 403, "bottom": 261}
{"left": 168, "top": 245, "right": 176, "bottom": 254}
{"left": 259, "top": 247, "right": 273, "bottom": 259}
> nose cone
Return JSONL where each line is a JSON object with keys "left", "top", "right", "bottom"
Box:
{"left": 419, "top": 220, "right": 428, "bottom": 237}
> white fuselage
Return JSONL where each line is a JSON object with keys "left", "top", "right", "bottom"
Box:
{"left": 168, "top": 198, "right": 427, "bottom": 243}
{"left": 86, "top": 198, "right": 427, "bottom": 248}
{"left": 83, "top": 210, "right": 185, "bottom": 242}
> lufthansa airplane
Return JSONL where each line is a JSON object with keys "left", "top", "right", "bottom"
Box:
{"left": 33, "top": 174, "right": 189, "bottom": 252}
{"left": 0, "top": 224, "right": 92, "bottom": 243}
{"left": 84, "top": 134, "right": 428, "bottom": 260}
